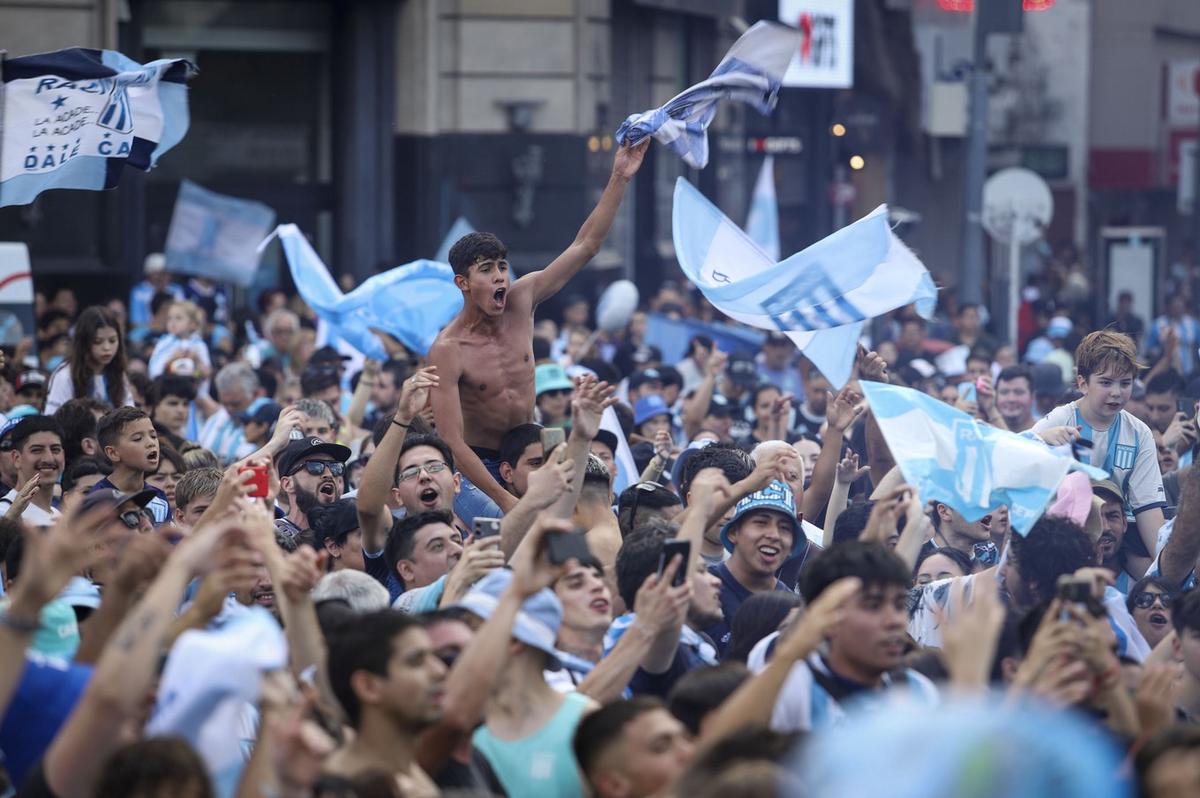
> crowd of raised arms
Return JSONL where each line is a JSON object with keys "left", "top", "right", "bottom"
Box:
{"left": 3, "top": 145, "right": 1200, "bottom": 798}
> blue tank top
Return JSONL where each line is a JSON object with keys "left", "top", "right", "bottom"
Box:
{"left": 472, "top": 691, "right": 591, "bottom": 798}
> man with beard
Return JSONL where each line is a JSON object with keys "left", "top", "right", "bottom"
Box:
{"left": 274, "top": 436, "right": 352, "bottom": 548}
{"left": 1093, "top": 480, "right": 1149, "bottom": 592}
{"left": 428, "top": 142, "right": 647, "bottom": 517}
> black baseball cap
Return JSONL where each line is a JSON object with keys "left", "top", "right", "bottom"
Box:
{"left": 80, "top": 487, "right": 157, "bottom": 513}
{"left": 706, "top": 394, "right": 733, "bottom": 418}
{"left": 592, "top": 429, "right": 619, "bottom": 456}
{"left": 300, "top": 363, "right": 341, "bottom": 394}
{"left": 629, "top": 368, "right": 664, "bottom": 390}
{"left": 276, "top": 437, "right": 352, "bottom": 477}
{"left": 727, "top": 354, "right": 759, "bottom": 388}
{"left": 310, "top": 346, "right": 351, "bottom": 366}
{"left": 311, "top": 498, "right": 360, "bottom": 548}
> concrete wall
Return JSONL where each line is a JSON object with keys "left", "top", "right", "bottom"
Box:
{"left": 0, "top": 0, "right": 117, "bottom": 56}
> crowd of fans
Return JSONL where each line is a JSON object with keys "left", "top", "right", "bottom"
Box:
{"left": 0, "top": 241, "right": 1199, "bottom": 798}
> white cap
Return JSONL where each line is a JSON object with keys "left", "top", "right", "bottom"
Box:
{"left": 144, "top": 252, "right": 166, "bottom": 274}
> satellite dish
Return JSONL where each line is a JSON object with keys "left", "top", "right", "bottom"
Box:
{"left": 983, "top": 168, "right": 1053, "bottom": 245}
{"left": 596, "top": 280, "right": 639, "bottom": 333}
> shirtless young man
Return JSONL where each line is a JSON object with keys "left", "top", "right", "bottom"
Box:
{"left": 428, "top": 141, "right": 647, "bottom": 514}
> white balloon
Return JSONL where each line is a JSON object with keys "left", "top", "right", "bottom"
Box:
{"left": 596, "top": 280, "right": 640, "bottom": 333}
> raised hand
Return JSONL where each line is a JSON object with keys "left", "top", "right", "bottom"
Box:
{"left": 704, "top": 348, "right": 728, "bottom": 379}
{"left": 278, "top": 547, "right": 326, "bottom": 604}
{"left": 3, "top": 474, "right": 40, "bottom": 522}
{"left": 653, "top": 429, "right": 673, "bottom": 460}
{"left": 613, "top": 139, "right": 649, "bottom": 180}
{"left": 835, "top": 452, "right": 869, "bottom": 486}
{"left": 6, "top": 503, "right": 117, "bottom": 616}
{"left": 632, "top": 557, "right": 692, "bottom": 635}
{"left": 442, "top": 535, "right": 506, "bottom": 604}
{"left": 1037, "top": 425, "right": 1082, "bottom": 447}
{"left": 269, "top": 407, "right": 305, "bottom": 450}
{"left": 826, "top": 385, "right": 866, "bottom": 435}
{"left": 508, "top": 517, "right": 575, "bottom": 598}
{"left": 571, "top": 375, "right": 617, "bottom": 440}
{"left": 777, "top": 577, "right": 860, "bottom": 662}
{"left": 396, "top": 366, "right": 439, "bottom": 425}
{"left": 523, "top": 455, "right": 577, "bottom": 511}
{"left": 940, "top": 576, "right": 1006, "bottom": 687}
{"left": 858, "top": 348, "right": 889, "bottom": 383}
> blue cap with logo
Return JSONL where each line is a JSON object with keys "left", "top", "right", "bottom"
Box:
{"left": 719, "top": 480, "right": 802, "bottom": 559}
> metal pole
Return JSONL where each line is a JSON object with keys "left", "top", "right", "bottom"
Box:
{"left": 1008, "top": 236, "right": 1021, "bottom": 348}
{"left": 1193, "top": 64, "right": 1200, "bottom": 253}
{"left": 959, "top": 6, "right": 989, "bottom": 307}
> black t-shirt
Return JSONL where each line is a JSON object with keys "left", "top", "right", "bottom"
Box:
{"left": 18, "top": 760, "right": 61, "bottom": 798}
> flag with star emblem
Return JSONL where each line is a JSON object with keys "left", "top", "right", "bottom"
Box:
{"left": 0, "top": 47, "right": 194, "bottom": 207}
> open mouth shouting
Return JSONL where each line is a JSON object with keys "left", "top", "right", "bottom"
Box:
{"left": 1148, "top": 611, "right": 1169, "bottom": 631}
{"left": 318, "top": 479, "right": 338, "bottom": 500}
{"left": 418, "top": 486, "right": 441, "bottom": 509}
{"left": 589, "top": 597, "right": 611, "bottom": 616}
{"left": 492, "top": 287, "right": 507, "bottom": 309}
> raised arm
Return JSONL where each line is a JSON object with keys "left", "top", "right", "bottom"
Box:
{"left": 518, "top": 141, "right": 647, "bottom": 306}
{"left": 428, "top": 339, "right": 518, "bottom": 513}
{"left": 549, "top": 376, "right": 617, "bottom": 518}
{"left": 802, "top": 385, "right": 865, "bottom": 520}
{"left": 682, "top": 349, "right": 726, "bottom": 441}
{"left": 1160, "top": 465, "right": 1200, "bottom": 586}
{"left": 43, "top": 519, "right": 238, "bottom": 798}
{"left": 358, "top": 367, "right": 438, "bottom": 553}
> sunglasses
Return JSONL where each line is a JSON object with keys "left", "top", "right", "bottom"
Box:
{"left": 1132, "top": 591, "right": 1174, "bottom": 610}
{"left": 626, "top": 481, "right": 669, "bottom": 530}
{"left": 118, "top": 508, "right": 153, "bottom": 529}
{"left": 291, "top": 460, "right": 346, "bottom": 478}
{"left": 398, "top": 461, "right": 449, "bottom": 483}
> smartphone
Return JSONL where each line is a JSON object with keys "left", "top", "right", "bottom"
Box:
{"left": 1178, "top": 396, "right": 1197, "bottom": 416}
{"left": 657, "top": 539, "right": 691, "bottom": 587}
{"left": 473, "top": 517, "right": 502, "bottom": 539}
{"left": 540, "top": 427, "right": 566, "bottom": 459}
{"left": 238, "top": 464, "right": 269, "bottom": 498}
{"left": 1056, "top": 575, "right": 1104, "bottom": 619}
{"left": 545, "top": 529, "right": 591, "bottom": 565}
{"left": 956, "top": 381, "right": 977, "bottom": 402}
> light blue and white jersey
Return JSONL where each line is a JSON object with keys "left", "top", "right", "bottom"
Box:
{"left": 1033, "top": 403, "right": 1164, "bottom": 517}
{"left": 745, "top": 637, "right": 938, "bottom": 733}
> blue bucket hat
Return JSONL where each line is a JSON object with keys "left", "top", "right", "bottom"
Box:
{"left": 454, "top": 569, "right": 563, "bottom": 670}
{"left": 719, "top": 480, "right": 802, "bottom": 559}
{"left": 535, "top": 363, "right": 574, "bottom": 397}
{"left": 634, "top": 394, "right": 671, "bottom": 427}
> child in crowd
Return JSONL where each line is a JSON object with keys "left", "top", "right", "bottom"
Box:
{"left": 148, "top": 299, "right": 212, "bottom": 383}
{"left": 1032, "top": 330, "right": 1166, "bottom": 560}
{"left": 44, "top": 306, "right": 133, "bottom": 414}
{"left": 92, "top": 406, "right": 171, "bottom": 525}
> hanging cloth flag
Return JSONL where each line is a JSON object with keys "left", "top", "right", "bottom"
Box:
{"left": 672, "top": 177, "right": 937, "bottom": 387}
{"left": 0, "top": 47, "right": 194, "bottom": 206}
{"left": 615, "top": 21, "right": 799, "bottom": 169}
{"left": 263, "top": 224, "right": 462, "bottom": 360}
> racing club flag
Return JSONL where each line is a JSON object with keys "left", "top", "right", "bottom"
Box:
{"left": 0, "top": 48, "right": 194, "bottom": 207}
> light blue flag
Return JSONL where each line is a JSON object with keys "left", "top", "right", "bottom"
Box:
{"left": 164, "top": 180, "right": 276, "bottom": 287}
{"left": 264, "top": 224, "right": 463, "bottom": 359}
{"left": 861, "top": 381, "right": 1106, "bottom": 536}
{"left": 615, "top": 21, "right": 799, "bottom": 168}
{"left": 672, "top": 177, "right": 937, "bottom": 387}
{"left": 0, "top": 48, "right": 193, "bottom": 206}
{"left": 745, "top": 155, "right": 780, "bottom": 261}
{"left": 434, "top": 216, "right": 476, "bottom": 264}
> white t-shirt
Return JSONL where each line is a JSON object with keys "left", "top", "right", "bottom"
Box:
{"left": 44, "top": 366, "right": 133, "bottom": 415}
{"left": 1032, "top": 403, "right": 1164, "bottom": 515}
{"left": 0, "top": 487, "right": 61, "bottom": 526}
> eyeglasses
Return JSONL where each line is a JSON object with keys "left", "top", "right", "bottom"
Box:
{"left": 1133, "top": 591, "right": 1174, "bottom": 610}
{"left": 398, "top": 461, "right": 449, "bottom": 483}
{"left": 291, "top": 460, "right": 346, "bottom": 478}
